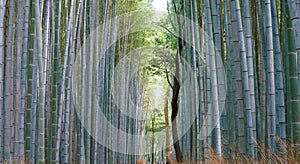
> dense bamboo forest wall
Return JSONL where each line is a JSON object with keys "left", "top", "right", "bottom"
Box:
{"left": 0, "top": 0, "right": 300, "bottom": 163}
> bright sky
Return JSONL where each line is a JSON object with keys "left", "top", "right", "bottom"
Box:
{"left": 152, "top": 0, "right": 168, "bottom": 11}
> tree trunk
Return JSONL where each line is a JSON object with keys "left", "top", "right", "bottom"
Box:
{"left": 171, "top": 53, "right": 183, "bottom": 162}
{"left": 164, "top": 89, "right": 171, "bottom": 154}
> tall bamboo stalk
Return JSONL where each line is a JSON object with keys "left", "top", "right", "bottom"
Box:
{"left": 271, "top": 0, "right": 286, "bottom": 156}
{"left": 235, "top": 0, "right": 256, "bottom": 158}
{"left": 55, "top": 0, "right": 76, "bottom": 162}
{"left": 20, "top": 0, "right": 30, "bottom": 161}
{"left": 265, "top": 0, "right": 277, "bottom": 151}
{"left": 0, "top": 1, "right": 6, "bottom": 161}
{"left": 287, "top": 0, "right": 300, "bottom": 150}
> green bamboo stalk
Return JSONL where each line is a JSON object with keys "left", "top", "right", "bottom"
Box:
{"left": 251, "top": 0, "right": 261, "bottom": 159}
{"left": 50, "top": 0, "right": 62, "bottom": 162}
{"left": 0, "top": 1, "right": 6, "bottom": 161}
{"left": 108, "top": 1, "right": 118, "bottom": 162}
{"left": 230, "top": 0, "right": 246, "bottom": 156}
{"left": 79, "top": 0, "right": 88, "bottom": 162}
{"left": 287, "top": 0, "right": 300, "bottom": 150}
{"left": 242, "top": 0, "right": 258, "bottom": 159}
{"left": 235, "top": 0, "right": 256, "bottom": 158}
{"left": 190, "top": 0, "right": 199, "bottom": 160}
{"left": 55, "top": 0, "right": 76, "bottom": 162}
{"left": 211, "top": 0, "right": 226, "bottom": 155}
{"left": 30, "top": 27, "right": 38, "bottom": 164}
{"left": 223, "top": 0, "right": 233, "bottom": 159}
{"left": 73, "top": 1, "right": 83, "bottom": 161}
{"left": 14, "top": 0, "right": 24, "bottom": 161}
{"left": 26, "top": 1, "right": 37, "bottom": 162}
{"left": 94, "top": 0, "right": 109, "bottom": 162}
{"left": 42, "top": 1, "right": 51, "bottom": 162}
{"left": 20, "top": 0, "right": 30, "bottom": 161}
{"left": 4, "top": 0, "right": 15, "bottom": 161}
{"left": 182, "top": 0, "right": 191, "bottom": 158}
{"left": 48, "top": 0, "right": 56, "bottom": 162}
{"left": 271, "top": 0, "right": 286, "bottom": 156}
{"left": 264, "top": 0, "right": 277, "bottom": 152}
{"left": 193, "top": 0, "right": 205, "bottom": 161}
{"left": 64, "top": 1, "right": 82, "bottom": 163}
{"left": 284, "top": 0, "right": 299, "bottom": 153}
{"left": 203, "top": 0, "right": 212, "bottom": 161}
{"left": 256, "top": 0, "right": 267, "bottom": 156}
{"left": 204, "top": 0, "right": 222, "bottom": 156}
{"left": 34, "top": 0, "right": 46, "bottom": 161}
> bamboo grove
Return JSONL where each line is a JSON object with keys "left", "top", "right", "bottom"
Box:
{"left": 0, "top": 0, "right": 300, "bottom": 163}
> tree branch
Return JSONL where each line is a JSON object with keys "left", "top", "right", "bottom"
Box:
{"left": 154, "top": 23, "right": 177, "bottom": 38}
{"left": 165, "top": 68, "right": 174, "bottom": 89}
{"left": 171, "top": 0, "right": 178, "bottom": 13}
{"left": 167, "top": 2, "right": 177, "bottom": 31}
